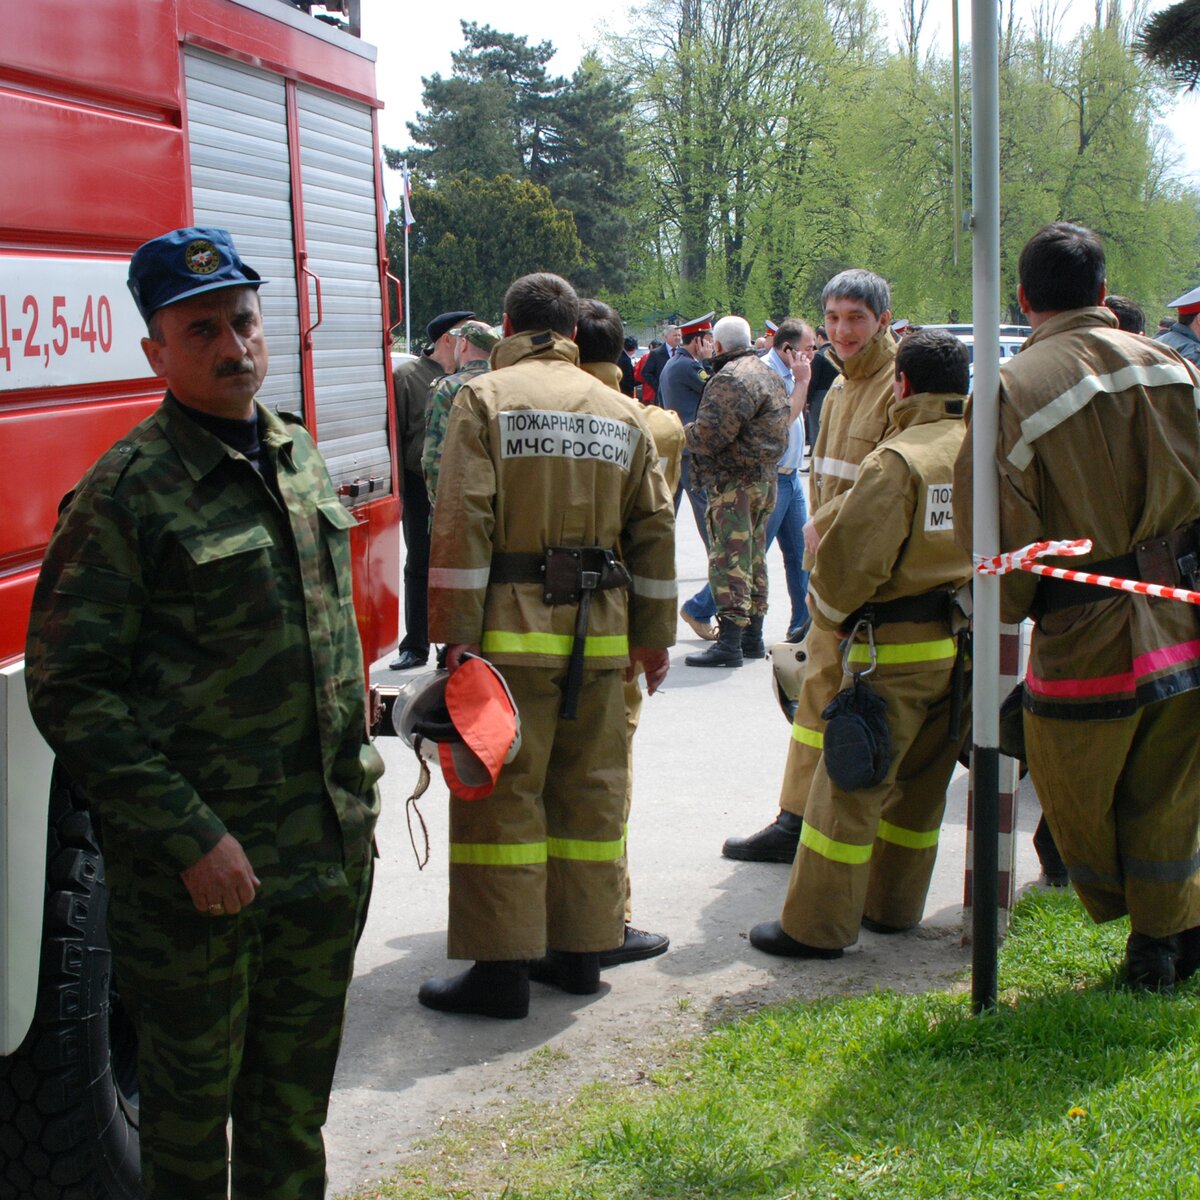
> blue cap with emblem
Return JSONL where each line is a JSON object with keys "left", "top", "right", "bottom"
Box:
{"left": 127, "top": 227, "right": 266, "bottom": 323}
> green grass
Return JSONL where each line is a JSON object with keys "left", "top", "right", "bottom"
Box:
{"left": 347, "top": 891, "right": 1200, "bottom": 1200}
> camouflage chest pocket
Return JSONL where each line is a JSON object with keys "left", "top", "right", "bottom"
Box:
{"left": 317, "top": 498, "right": 359, "bottom": 607}
{"left": 180, "top": 521, "right": 282, "bottom": 635}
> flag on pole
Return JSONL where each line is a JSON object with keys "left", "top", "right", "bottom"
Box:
{"left": 401, "top": 163, "right": 416, "bottom": 231}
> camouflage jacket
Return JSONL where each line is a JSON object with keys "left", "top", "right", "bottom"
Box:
{"left": 25, "top": 394, "right": 383, "bottom": 907}
{"left": 422, "top": 357, "right": 491, "bottom": 505}
{"left": 685, "top": 348, "right": 789, "bottom": 492}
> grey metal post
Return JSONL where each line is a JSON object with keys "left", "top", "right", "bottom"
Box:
{"left": 970, "top": 0, "right": 1002, "bottom": 1013}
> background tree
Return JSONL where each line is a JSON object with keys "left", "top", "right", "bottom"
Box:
{"left": 387, "top": 175, "right": 583, "bottom": 339}
{"left": 394, "top": 24, "right": 637, "bottom": 296}
{"left": 1136, "top": 0, "right": 1200, "bottom": 89}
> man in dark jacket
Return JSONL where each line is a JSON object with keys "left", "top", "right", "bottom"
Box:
{"left": 390, "top": 310, "right": 470, "bottom": 670}
{"left": 1156, "top": 283, "right": 1200, "bottom": 367}
{"left": 684, "top": 315, "right": 789, "bottom": 669}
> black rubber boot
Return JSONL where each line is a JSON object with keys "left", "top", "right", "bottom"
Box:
{"left": 598, "top": 926, "right": 670, "bottom": 968}
{"left": 741, "top": 615, "right": 766, "bottom": 659}
{"left": 748, "top": 920, "right": 843, "bottom": 959}
{"left": 722, "top": 809, "right": 803, "bottom": 862}
{"left": 685, "top": 617, "right": 745, "bottom": 668}
{"left": 1176, "top": 926, "right": 1200, "bottom": 983}
{"left": 418, "top": 960, "right": 530, "bottom": 1018}
{"left": 1124, "top": 931, "right": 1178, "bottom": 992}
{"left": 527, "top": 951, "right": 602, "bottom": 995}
{"left": 1033, "top": 815, "right": 1069, "bottom": 887}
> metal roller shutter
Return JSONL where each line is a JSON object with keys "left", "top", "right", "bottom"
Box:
{"left": 296, "top": 85, "right": 391, "bottom": 495}
{"left": 184, "top": 49, "right": 303, "bottom": 413}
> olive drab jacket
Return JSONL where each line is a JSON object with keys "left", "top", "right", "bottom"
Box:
{"left": 25, "top": 395, "right": 383, "bottom": 904}
{"left": 428, "top": 330, "right": 677, "bottom": 669}
{"left": 955, "top": 306, "right": 1200, "bottom": 718}
{"left": 808, "top": 327, "right": 898, "bottom": 541}
{"left": 808, "top": 391, "right": 971, "bottom": 665}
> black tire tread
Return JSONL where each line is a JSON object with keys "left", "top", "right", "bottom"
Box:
{"left": 0, "top": 771, "right": 140, "bottom": 1199}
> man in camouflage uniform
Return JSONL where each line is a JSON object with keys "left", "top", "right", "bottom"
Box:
{"left": 25, "top": 228, "right": 383, "bottom": 1198}
{"left": 683, "top": 315, "right": 790, "bottom": 669}
{"left": 422, "top": 319, "right": 500, "bottom": 506}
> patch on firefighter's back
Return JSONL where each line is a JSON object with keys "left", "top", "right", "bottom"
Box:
{"left": 924, "top": 483, "right": 954, "bottom": 532}
{"left": 498, "top": 410, "right": 642, "bottom": 472}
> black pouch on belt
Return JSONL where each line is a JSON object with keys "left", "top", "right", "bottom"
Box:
{"left": 542, "top": 547, "right": 631, "bottom": 719}
{"left": 821, "top": 675, "right": 891, "bottom": 791}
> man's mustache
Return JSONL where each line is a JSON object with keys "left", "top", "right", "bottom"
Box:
{"left": 216, "top": 359, "right": 256, "bottom": 378}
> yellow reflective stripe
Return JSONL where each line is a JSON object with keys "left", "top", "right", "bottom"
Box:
{"left": 450, "top": 841, "right": 547, "bottom": 866}
{"left": 800, "top": 823, "right": 873, "bottom": 865}
{"left": 547, "top": 833, "right": 626, "bottom": 863}
{"left": 481, "top": 631, "right": 630, "bottom": 657}
{"left": 877, "top": 820, "right": 940, "bottom": 850}
{"left": 846, "top": 638, "right": 956, "bottom": 665}
{"left": 791, "top": 723, "right": 824, "bottom": 749}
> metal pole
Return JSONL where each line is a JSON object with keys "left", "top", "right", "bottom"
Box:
{"left": 952, "top": 0, "right": 961, "bottom": 267}
{"left": 403, "top": 160, "right": 412, "bottom": 356}
{"left": 969, "top": 0, "right": 1002, "bottom": 1014}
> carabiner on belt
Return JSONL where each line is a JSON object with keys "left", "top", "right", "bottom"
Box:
{"left": 842, "top": 617, "right": 877, "bottom": 678}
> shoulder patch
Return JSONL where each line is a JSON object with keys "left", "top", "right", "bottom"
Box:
{"left": 82, "top": 439, "right": 141, "bottom": 497}
{"left": 697, "top": 369, "right": 709, "bottom": 381}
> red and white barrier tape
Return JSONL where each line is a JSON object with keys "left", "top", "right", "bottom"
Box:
{"left": 974, "top": 538, "right": 1200, "bottom": 606}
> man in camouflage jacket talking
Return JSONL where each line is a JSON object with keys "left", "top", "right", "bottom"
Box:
{"left": 25, "top": 228, "right": 383, "bottom": 1198}
{"left": 684, "top": 314, "right": 790, "bottom": 669}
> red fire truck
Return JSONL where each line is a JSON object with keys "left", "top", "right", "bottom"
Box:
{"left": 0, "top": 2, "right": 399, "bottom": 1193}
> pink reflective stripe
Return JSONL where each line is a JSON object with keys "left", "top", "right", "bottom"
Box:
{"left": 1026, "top": 637, "right": 1200, "bottom": 698}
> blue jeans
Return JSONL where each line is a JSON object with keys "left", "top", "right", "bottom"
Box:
{"left": 682, "top": 470, "right": 810, "bottom": 631}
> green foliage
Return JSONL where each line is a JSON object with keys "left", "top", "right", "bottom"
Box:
{"left": 394, "top": 23, "right": 638, "bottom": 298}
{"left": 348, "top": 891, "right": 1200, "bottom": 1200}
{"left": 384, "top": 3, "right": 1199, "bottom": 338}
{"left": 386, "top": 175, "right": 582, "bottom": 337}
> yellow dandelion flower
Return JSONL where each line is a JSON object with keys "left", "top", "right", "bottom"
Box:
{"left": 1068, "top": 1106, "right": 1087, "bottom": 1118}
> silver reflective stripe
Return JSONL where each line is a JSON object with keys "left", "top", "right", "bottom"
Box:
{"left": 812, "top": 455, "right": 859, "bottom": 482}
{"left": 631, "top": 574, "right": 677, "bottom": 600}
{"left": 1008, "top": 361, "right": 1198, "bottom": 471}
{"left": 428, "top": 566, "right": 491, "bottom": 590}
{"left": 1122, "top": 847, "right": 1200, "bottom": 884}
{"left": 808, "top": 584, "right": 849, "bottom": 625}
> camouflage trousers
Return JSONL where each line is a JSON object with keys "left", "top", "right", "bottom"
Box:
{"left": 703, "top": 478, "right": 775, "bottom": 627}
{"left": 108, "top": 856, "right": 372, "bottom": 1199}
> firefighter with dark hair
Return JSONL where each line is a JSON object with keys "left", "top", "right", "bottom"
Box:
{"left": 957, "top": 222, "right": 1200, "bottom": 990}
{"left": 420, "top": 273, "right": 676, "bottom": 1018}
{"left": 752, "top": 328, "right": 973, "bottom": 957}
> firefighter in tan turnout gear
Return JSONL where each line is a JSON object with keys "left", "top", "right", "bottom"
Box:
{"left": 957, "top": 223, "right": 1200, "bottom": 990}
{"left": 751, "top": 329, "right": 972, "bottom": 957}
{"left": 723, "top": 269, "right": 897, "bottom": 862}
{"left": 419, "top": 273, "right": 676, "bottom": 1019}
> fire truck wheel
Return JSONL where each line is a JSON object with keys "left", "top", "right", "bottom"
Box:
{"left": 0, "top": 768, "right": 141, "bottom": 1200}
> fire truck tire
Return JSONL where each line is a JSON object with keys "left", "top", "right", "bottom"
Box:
{"left": 0, "top": 770, "right": 141, "bottom": 1200}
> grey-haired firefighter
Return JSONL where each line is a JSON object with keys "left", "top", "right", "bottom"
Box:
{"left": 751, "top": 328, "right": 973, "bottom": 957}
{"left": 419, "top": 272, "right": 676, "bottom": 1018}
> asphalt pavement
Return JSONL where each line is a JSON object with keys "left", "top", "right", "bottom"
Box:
{"left": 327, "top": 479, "right": 1044, "bottom": 1194}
